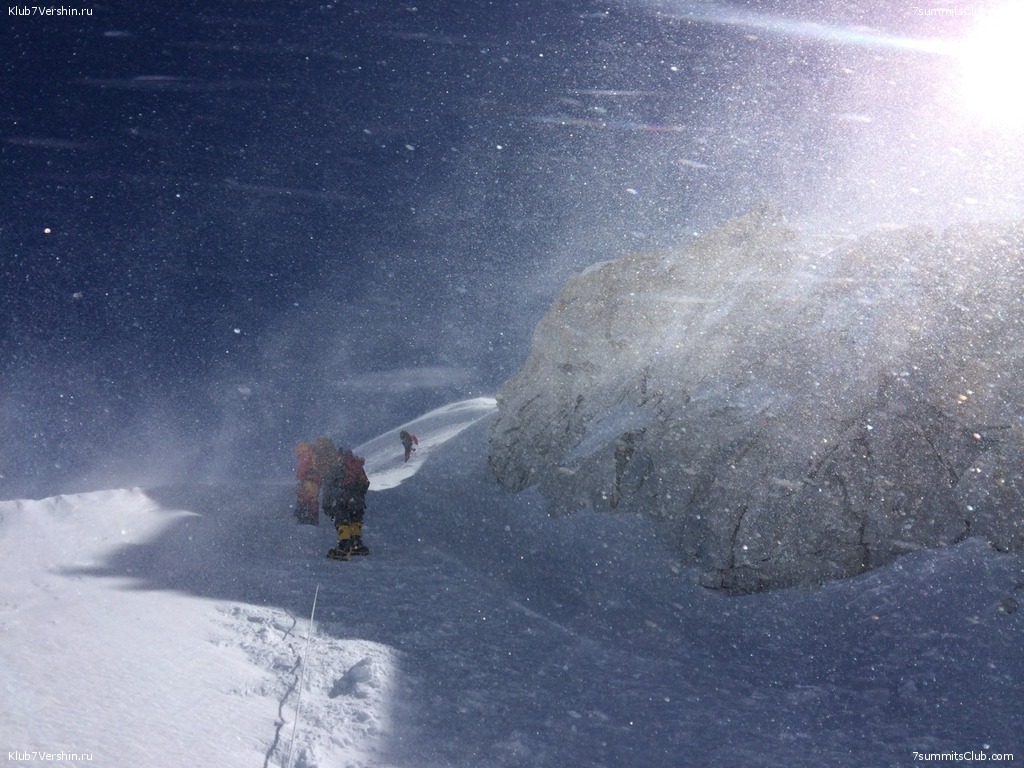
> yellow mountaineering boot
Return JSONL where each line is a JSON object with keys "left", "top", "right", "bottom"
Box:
{"left": 327, "top": 523, "right": 356, "bottom": 560}
{"left": 349, "top": 521, "right": 369, "bottom": 556}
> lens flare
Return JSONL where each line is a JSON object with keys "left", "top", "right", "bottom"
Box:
{"left": 645, "top": 2, "right": 947, "bottom": 54}
{"left": 956, "top": 3, "right": 1024, "bottom": 127}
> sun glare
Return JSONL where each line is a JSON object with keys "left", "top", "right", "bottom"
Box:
{"left": 957, "top": 3, "right": 1024, "bottom": 127}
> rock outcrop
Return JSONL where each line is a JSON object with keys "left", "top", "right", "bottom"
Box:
{"left": 489, "top": 206, "right": 1024, "bottom": 593}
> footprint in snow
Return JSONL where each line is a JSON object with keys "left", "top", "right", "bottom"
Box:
{"left": 329, "top": 657, "right": 373, "bottom": 698}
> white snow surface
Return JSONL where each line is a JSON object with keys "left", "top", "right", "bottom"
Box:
{"left": 1, "top": 398, "right": 1022, "bottom": 767}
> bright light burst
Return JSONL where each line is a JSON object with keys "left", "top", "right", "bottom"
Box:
{"left": 956, "top": 3, "right": 1024, "bottom": 127}
{"left": 648, "top": 1, "right": 1024, "bottom": 129}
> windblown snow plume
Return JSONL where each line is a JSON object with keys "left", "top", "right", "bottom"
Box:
{"left": 358, "top": 397, "right": 497, "bottom": 491}
{"left": 489, "top": 206, "right": 1024, "bottom": 593}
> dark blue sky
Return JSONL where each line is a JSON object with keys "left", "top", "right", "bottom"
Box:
{"left": 2, "top": 0, "right": 1018, "bottom": 496}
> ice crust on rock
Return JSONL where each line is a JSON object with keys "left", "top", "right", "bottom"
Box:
{"left": 489, "top": 206, "right": 1024, "bottom": 593}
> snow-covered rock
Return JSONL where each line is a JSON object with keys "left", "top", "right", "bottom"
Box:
{"left": 489, "top": 206, "right": 1024, "bottom": 593}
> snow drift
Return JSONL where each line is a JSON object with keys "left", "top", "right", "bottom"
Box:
{"left": 489, "top": 206, "right": 1024, "bottom": 593}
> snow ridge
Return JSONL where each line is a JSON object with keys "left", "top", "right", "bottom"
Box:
{"left": 1, "top": 403, "right": 1022, "bottom": 765}
{"left": 358, "top": 396, "right": 497, "bottom": 490}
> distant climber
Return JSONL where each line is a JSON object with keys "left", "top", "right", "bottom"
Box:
{"left": 399, "top": 430, "right": 419, "bottom": 462}
{"left": 322, "top": 447, "right": 371, "bottom": 560}
{"left": 293, "top": 437, "right": 339, "bottom": 525}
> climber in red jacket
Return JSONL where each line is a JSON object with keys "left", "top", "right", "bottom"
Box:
{"left": 399, "top": 430, "right": 419, "bottom": 462}
{"left": 293, "top": 437, "right": 339, "bottom": 525}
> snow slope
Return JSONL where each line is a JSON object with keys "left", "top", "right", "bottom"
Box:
{"left": 1, "top": 398, "right": 1022, "bottom": 767}
{"left": 358, "top": 396, "right": 497, "bottom": 491}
